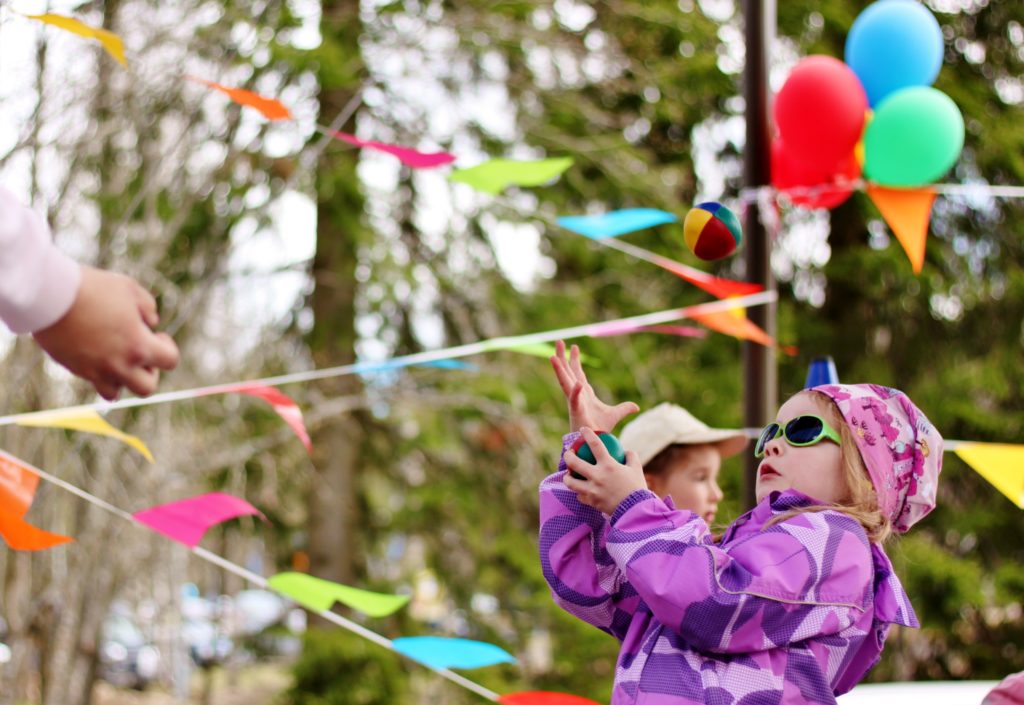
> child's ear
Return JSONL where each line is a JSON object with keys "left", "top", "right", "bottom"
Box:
{"left": 644, "top": 472, "right": 662, "bottom": 496}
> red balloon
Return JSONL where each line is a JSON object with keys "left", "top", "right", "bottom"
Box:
{"left": 771, "top": 140, "right": 860, "bottom": 210}
{"left": 774, "top": 56, "right": 868, "bottom": 173}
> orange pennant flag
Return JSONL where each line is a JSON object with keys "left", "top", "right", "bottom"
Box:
{"left": 691, "top": 310, "right": 797, "bottom": 355}
{"left": 866, "top": 185, "right": 937, "bottom": 274}
{"left": 0, "top": 514, "right": 73, "bottom": 551}
{"left": 0, "top": 453, "right": 72, "bottom": 551}
{"left": 188, "top": 77, "right": 293, "bottom": 121}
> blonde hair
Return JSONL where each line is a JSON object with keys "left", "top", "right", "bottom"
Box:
{"left": 765, "top": 391, "right": 892, "bottom": 544}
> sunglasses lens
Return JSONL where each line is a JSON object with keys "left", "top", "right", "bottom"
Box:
{"left": 786, "top": 415, "right": 825, "bottom": 444}
{"left": 755, "top": 423, "right": 780, "bottom": 457}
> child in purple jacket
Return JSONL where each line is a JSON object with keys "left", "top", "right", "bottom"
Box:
{"left": 541, "top": 342, "right": 942, "bottom": 705}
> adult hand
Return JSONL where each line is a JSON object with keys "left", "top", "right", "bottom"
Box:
{"left": 563, "top": 427, "right": 647, "bottom": 515}
{"left": 550, "top": 340, "right": 638, "bottom": 433}
{"left": 33, "top": 266, "right": 179, "bottom": 400}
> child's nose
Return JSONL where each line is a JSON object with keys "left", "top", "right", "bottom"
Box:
{"left": 764, "top": 437, "right": 785, "bottom": 455}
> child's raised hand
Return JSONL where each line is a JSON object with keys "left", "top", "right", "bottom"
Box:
{"left": 563, "top": 427, "right": 648, "bottom": 515}
{"left": 550, "top": 340, "right": 639, "bottom": 433}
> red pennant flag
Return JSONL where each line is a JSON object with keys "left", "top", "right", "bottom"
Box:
{"left": 500, "top": 693, "right": 603, "bottom": 705}
{"left": 866, "top": 185, "right": 937, "bottom": 274}
{"left": 656, "top": 258, "right": 763, "bottom": 299}
{"left": 228, "top": 384, "right": 312, "bottom": 453}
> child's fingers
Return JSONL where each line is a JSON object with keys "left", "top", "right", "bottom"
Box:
{"left": 550, "top": 355, "right": 574, "bottom": 396}
{"left": 563, "top": 451, "right": 592, "bottom": 482}
{"left": 580, "top": 427, "right": 612, "bottom": 464}
{"left": 614, "top": 401, "right": 641, "bottom": 420}
{"left": 569, "top": 344, "right": 587, "bottom": 382}
{"left": 623, "top": 450, "right": 644, "bottom": 472}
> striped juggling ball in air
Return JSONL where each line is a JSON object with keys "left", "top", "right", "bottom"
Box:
{"left": 682, "top": 201, "right": 742, "bottom": 260}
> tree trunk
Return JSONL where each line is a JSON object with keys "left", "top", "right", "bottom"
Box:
{"left": 306, "top": 0, "right": 366, "bottom": 612}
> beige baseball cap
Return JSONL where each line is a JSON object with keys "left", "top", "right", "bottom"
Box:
{"left": 619, "top": 402, "right": 749, "bottom": 466}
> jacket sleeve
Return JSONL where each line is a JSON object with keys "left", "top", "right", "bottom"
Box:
{"left": 0, "top": 186, "right": 80, "bottom": 334}
{"left": 538, "top": 432, "right": 646, "bottom": 641}
{"left": 605, "top": 494, "right": 874, "bottom": 654}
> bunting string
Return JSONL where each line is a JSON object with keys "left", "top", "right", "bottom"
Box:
{"left": 0, "top": 292, "right": 777, "bottom": 427}
{"left": 0, "top": 447, "right": 502, "bottom": 702}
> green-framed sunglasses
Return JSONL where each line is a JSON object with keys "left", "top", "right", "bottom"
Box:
{"left": 754, "top": 414, "right": 842, "bottom": 458}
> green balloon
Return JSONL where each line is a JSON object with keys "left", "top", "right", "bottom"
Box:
{"left": 864, "top": 86, "right": 965, "bottom": 186}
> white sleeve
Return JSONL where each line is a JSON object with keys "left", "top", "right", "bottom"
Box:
{"left": 0, "top": 186, "right": 81, "bottom": 334}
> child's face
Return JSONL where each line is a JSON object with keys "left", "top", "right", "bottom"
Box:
{"left": 645, "top": 445, "right": 724, "bottom": 525}
{"left": 755, "top": 393, "right": 845, "bottom": 505}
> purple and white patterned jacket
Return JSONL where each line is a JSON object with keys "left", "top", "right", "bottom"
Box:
{"left": 540, "top": 433, "right": 918, "bottom": 705}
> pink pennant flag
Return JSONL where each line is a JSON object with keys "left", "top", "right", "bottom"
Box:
{"left": 586, "top": 320, "right": 708, "bottom": 339}
{"left": 133, "top": 492, "right": 264, "bottom": 548}
{"left": 585, "top": 320, "right": 649, "bottom": 338}
{"left": 214, "top": 384, "right": 312, "bottom": 453}
{"left": 331, "top": 131, "right": 456, "bottom": 169}
{"left": 639, "top": 325, "right": 708, "bottom": 339}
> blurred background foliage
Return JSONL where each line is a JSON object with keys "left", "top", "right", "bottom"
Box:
{"left": 0, "top": 1, "right": 1022, "bottom": 703}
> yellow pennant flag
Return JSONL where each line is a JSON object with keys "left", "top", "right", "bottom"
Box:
{"left": 26, "top": 14, "right": 127, "bottom": 67}
{"left": 16, "top": 410, "right": 153, "bottom": 462}
{"left": 955, "top": 443, "right": 1024, "bottom": 509}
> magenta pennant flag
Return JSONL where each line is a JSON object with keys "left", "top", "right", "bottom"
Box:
{"left": 229, "top": 384, "right": 312, "bottom": 453}
{"left": 133, "top": 493, "right": 264, "bottom": 548}
{"left": 639, "top": 324, "right": 708, "bottom": 339}
{"left": 332, "top": 131, "right": 456, "bottom": 169}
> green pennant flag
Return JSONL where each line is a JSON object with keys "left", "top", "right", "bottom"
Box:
{"left": 268, "top": 572, "right": 409, "bottom": 617}
{"left": 480, "top": 339, "right": 598, "bottom": 366}
{"left": 450, "top": 157, "right": 573, "bottom": 194}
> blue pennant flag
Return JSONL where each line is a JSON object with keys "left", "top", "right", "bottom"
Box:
{"left": 392, "top": 636, "right": 516, "bottom": 670}
{"left": 557, "top": 208, "right": 677, "bottom": 239}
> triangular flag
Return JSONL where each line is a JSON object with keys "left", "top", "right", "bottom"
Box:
{"left": 586, "top": 320, "right": 704, "bottom": 340}
{"left": 557, "top": 209, "right": 677, "bottom": 239}
{"left": 500, "top": 693, "right": 603, "bottom": 705}
{"left": 866, "top": 185, "right": 936, "bottom": 274}
{"left": 133, "top": 493, "right": 264, "bottom": 547}
{"left": 450, "top": 158, "right": 573, "bottom": 195}
{"left": 331, "top": 131, "right": 455, "bottom": 169}
{"left": 0, "top": 453, "right": 40, "bottom": 518}
{"left": 416, "top": 359, "right": 478, "bottom": 371}
{"left": 955, "top": 443, "right": 1024, "bottom": 509}
{"left": 26, "top": 14, "right": 127, "bottom": 66}
{"left": 16, "top": 410, "right": 154, "bottom": 462}
{"left": 638, "top": 324, "right": 708, "bottom": 339}
{"left": 0, "top": 514, "right": 73, "bottom": 551}
{"left": 228, "top": 385, "right": 312, "bottom": 453}
{"left": 187, "top": 77, "right": 292, "bottom": 121}
{"left": 391, "top": 636, "right": 516, "bottom": 670}
{"left": 656, "top": 259, "right": 763, "bottom": 300}
{"left": 691, "top": 310, "right": 796, "bottom": 355}
{"left": 267, "top": 572, "right": 409, "bottom": 618}
{"left": 482, "top": 339, "right": 596, "bottom": 365}
{"left": 0, "top": 451, "right": 73, "bottom": 551}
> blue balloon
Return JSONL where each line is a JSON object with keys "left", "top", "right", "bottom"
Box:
{"left": 845, "top": 0, "right": 944, "bottom": 107}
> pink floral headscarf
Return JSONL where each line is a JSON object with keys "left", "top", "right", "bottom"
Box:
{"left": 811, "top": 383, "right": 943, "bottom": 533}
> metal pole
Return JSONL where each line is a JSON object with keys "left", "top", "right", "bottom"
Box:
{"left": 742, "top": 0, "right": 777, "bottom": 509}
